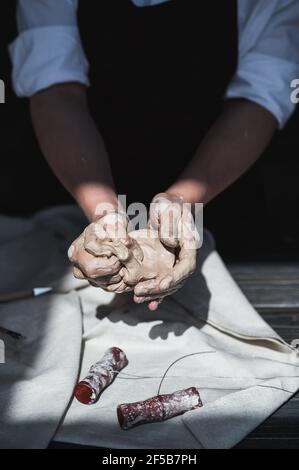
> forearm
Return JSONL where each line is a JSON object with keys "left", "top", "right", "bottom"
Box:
{"left": 30, "top": 83, "right": 118, "bottom": 221}
{"left": 167, "top": 99, "right": 277, "bottom": 205}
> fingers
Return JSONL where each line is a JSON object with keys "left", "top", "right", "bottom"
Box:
{"left": 179, "top": 205, "right": 200, "bottom": 251}
{"left": 68, "top": 210, "right": 131, "bottom": 288}
{"left": 83, "top": 223, "right": 109, "bottom": 256}
{"left": 134, "top": 278, "right": 185, "bottom": 303}
{"left": 68, "top": 232, "right": 122, "bottom": 282}
{"left": 172, "top": 248, "right": 197, "bottom": 283}
{"left": 73, "top": 253, "right": 121, "bottom": 281}
{"left": 134, "top": 192, "right": 198, "bottom": 309}
{"left": 150, "top": 192, "right": 200, "bottom": 251}
{"left": 148, "top": 300, "right": 161, "bottom": 311}
{"left": 134, "top": 263, "right": 190, "bottom": 296}
{"left": 74, "top": 263, "right": 131, "bottom": 293}
{"left": 148, "top": 193, "right": 165, "bottom": 231}
{"left": 90, "top": 273, "right": 123, "bottom": 286}
{"left": 83, "top": 214, "right": 130, "bottom": 257}
{"left": 68, "top": 202, "right": 198, "bottom": 306}
{"left": 103, "top": 278, "right": 133, "bottom": 293}
{"left": 149, "top": 193, "right": 184, "bottom": 248}
{"left": 99, "top": 212, "right": 129, "bottom": 242}
{"left": 133, "top": 244, "right": 196, "bottom": 305}
{"left": 159, "top": 202, "right": 182, "bottom": 247}
{"left": 73, "top": 266, "right": 86, "bottom": 280}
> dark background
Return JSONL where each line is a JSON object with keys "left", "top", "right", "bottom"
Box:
{"left": 1, "top": 0, "right": 299, "bottom": 263}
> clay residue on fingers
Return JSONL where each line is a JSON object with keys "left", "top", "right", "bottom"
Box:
{"left": 79, "top": 228, "right": 175, "bottom": 294}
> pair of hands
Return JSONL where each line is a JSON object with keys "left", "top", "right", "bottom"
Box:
{"left": 68, "top": 194, "right": 199, "bottom": 310}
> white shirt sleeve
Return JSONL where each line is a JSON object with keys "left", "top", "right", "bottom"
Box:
{"left": 10, "top": 0, "right": 299, "bottom": 129}
{"left": 9, "top": 0, "right": 89, "bottom": 97}
{"left": 226, "top": 0, "right": 299, "bottom": 128}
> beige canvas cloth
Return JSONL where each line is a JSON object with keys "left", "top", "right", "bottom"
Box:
{"left": 0, "top": 206, "right": 298, "bottom": 449}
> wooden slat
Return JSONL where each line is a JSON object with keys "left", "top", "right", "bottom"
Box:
{"left": 231, "top": 263, "right": 299, "bottom": 448}
{"left": 228, "top": 263, "right": 299, "bottom": 313}
{"left": 237, "top": 391, "right": 299, "bottom": 449}
{"left": 228, "top": 263, "right": 299, "bottom": 282}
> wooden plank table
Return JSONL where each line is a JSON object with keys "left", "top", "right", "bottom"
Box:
{"left": 228, "top": 263, "right": 299, "bottom": 449}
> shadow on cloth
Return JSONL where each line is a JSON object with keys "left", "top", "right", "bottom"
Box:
{"left": 95, "top": 237, "right": 213, "bottom": 340}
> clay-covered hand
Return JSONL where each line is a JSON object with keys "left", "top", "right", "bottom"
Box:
{"left": 68, "top": 210, "right": 133, "bottom": 292}
{"left": 133, "top": 193, "right": 199, "bottom": 310}
{"left": 69, "top": 217, "right": 175, "bottom": 295}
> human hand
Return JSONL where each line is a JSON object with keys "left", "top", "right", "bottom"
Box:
{"left": 133, "top": 193, "right": 199, "bottom": 310}
{"left": 68, "top": 210, "right": 133, "bottom": 293}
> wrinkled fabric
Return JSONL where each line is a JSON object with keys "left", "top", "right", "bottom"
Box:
{"left": 0, "top": 206, "right": 298, "bottom": 449}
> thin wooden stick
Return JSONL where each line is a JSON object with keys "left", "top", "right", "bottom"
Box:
{"left": 0, "top": 289, "right": 37, "bottom": 303}
{"left": 0, "top": 325, "right": 24, "bottom": 340}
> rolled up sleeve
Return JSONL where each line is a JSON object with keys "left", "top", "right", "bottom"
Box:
{"left": 9, "top": 0, "right": 89, "bottom": 97}
{"left": 226, "top": 0, "right": 299, "bottom": 129}
{"left": 226, "top": 51, "right": 299, "bottom": 129}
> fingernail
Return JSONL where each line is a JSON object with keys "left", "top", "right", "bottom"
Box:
{"left": 68, "top": 245, "right": 75, "bottom": 259}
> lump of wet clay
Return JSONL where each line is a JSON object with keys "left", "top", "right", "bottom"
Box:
{"left": 85, "top": 229, "right": 175, "bottom": 293}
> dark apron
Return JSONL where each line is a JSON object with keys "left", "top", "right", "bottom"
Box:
{"left": 78, "top": 0, "right": 238, "bottom": 206}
